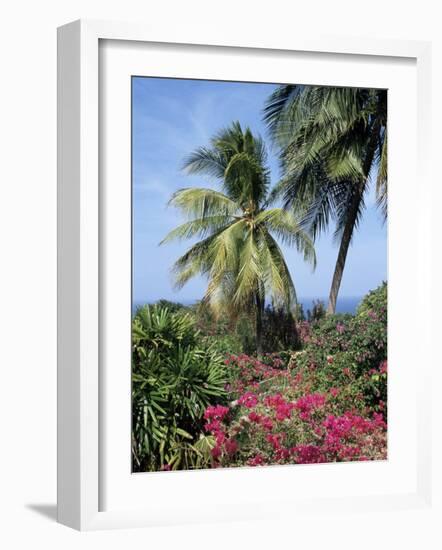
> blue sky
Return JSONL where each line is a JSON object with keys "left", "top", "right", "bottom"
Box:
{"left": 132, "top": 77, "right": 387, "bottom": 305}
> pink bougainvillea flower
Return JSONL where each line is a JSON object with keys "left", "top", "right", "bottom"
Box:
{"left": 274, "top": 447, "right": 290, "bottom": 461}
{"left": 204, "top": 419, "right": 222, "bottom": 433}
{"left": 264, "top": 393, "right": 295, "bottom": 421}
{"left": 211, "top": 445, "right": 222, "bottom": 459}
{"left": 336, "top": 323, "right": 345, "bottom": 334}
{"left": 248, "top": 411, "right": 262, "bottom": 423}
{"left": 263, "top": 393, "right": 285, "bottom": 408}
{"left": 204, "top": 405, "right": 229, "bottom": 421}
{"left": 238, "top": 392, "right": 259, "bottom": 408}
{"left": 295, "top": 393, "right": 326, "bottom": 418}
{"left": 224, "top": 438, "right": 238, "bottom": 455}
{"left": 260, "top": 416, "right": 274, "bottom": 431}
{"left": 266, "top": 433, "right": 285, "bottom": 450}
{"left": 293, "top": 444, "right": 325, "bottom": 464}
{"left": 275, "top": 402, "right": 295, "bottom": 421}
{"left": 248, "top": 454, "right": 265, "bottom": 467}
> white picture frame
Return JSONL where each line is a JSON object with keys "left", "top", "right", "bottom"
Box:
{"left": 57, "top": 19, "right": 433, "bottom": 531}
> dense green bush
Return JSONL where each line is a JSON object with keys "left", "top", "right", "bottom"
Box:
{"left": 293, "top": 283, "right": 387, "bottom": 416}
{"left": 154, "top": 299, "right": 186, "bottom": 313}
{"left": 306, "top": 300, "right": 327, "bottom": 322}
{"left": 189, "top": 300, "right": 244, "bottom": 354}
{"left": 132, "top": 306, "right": 228, "bottom": 471}
{"left": 190, "top": 300, "right": 301, "bottom": 355}
{"left": 260, "top": 306, "right": 301, "bottom": 352}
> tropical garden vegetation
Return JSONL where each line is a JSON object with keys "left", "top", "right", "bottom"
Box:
{"left": 132, "top": 85, "right": 388, "bottom": 472}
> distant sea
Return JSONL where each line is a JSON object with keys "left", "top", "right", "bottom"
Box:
{"left": 132, "top": 296, "right": 362, "bottom": 315}
{"left": 298, "top": 296, "right": 361, "bottom": 315}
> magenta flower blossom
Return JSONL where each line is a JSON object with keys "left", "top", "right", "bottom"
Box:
{"left": 295, "top": 393, "right": 326, "bottom": 418}
{"left": 238, "top": 392, "right": 258, "bottom": 408}
{"left": 204, "top": 405, "right": 229, "bottom": 421}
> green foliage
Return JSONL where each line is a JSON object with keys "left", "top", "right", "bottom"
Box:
{"left": 264, "top": 86, "right": 387, "bottom": 313}
{"left": 132, "top": 306, "right": 228, "bottom": 471}
{"left": 154, "top": 299, "right": 186, "bottom": 313}
{"left": 357, "top": 281, "right": 387, "bottom": 317}
{"left": 260, "top": 305, "right": 300, "bottom": 352}
{"left": 190, "top": 299, "right": 300, "bottom": 355}
{"left": 293, "top": 283, "right": 387, "bottom": 415}
{"left": 234, "top": 316, "right": 257, "bottom": 355}
{"left": 293, "top": 302, "right": 306, "bottom": 321}
{"left": 188, "top": 300, "right": 244, "bottom": 355}
{"left": 264, "top": 86, "right": 387, "bottom": 222}
{"left": 132, "top": 285, "right": 388, "bottom": 471}
{"left": 306, "top": 299, "right": 326, "bottom": 322}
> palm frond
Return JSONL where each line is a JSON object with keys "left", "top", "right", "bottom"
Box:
{"left": 167, "top": 188, "right": 239, "bottom": 219}
{"left": 263, "top": 85, "right": 304, "bottom": 142}
{"left": 255, "top": 208, "right": 316, "bottom": 268}
{"left": 376, "top": 130, "right": 387, "bottom": 219}
{"left": 232, "top": 229, "right": 262, "bottom": 306}
{"left": 260, "top": 229, "right": 297, "bottom": 307}
{"left": 206, "top": 220, "right": 245, "bottom": 286}
{"left": 171, "top": 229, "right": 226, "bottom": 288}
{"left": 160, "top": 215, "right": 233, "bottom": 244}
{"left": 333, "top": 182, "right": 367, "bottom": 244}
{"left": 182, "top": 147, "right": 227, "bottom": 180}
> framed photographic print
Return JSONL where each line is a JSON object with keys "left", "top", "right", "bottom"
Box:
{"left": 57, "top": 19, "right": 433, "bottom": 530}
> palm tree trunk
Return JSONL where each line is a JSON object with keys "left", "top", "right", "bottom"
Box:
{"left": 327, "top": 179, "right": 365, "bottom": 315}
{"left": 327, "top": 131, "right": 379, "bottom": 315}
{"left": 255, "top": 292, "right": 263, "bottom": 354}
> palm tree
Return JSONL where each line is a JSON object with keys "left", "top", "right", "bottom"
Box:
{"left": 264, "top": 86, "right": 387, "bottom": 314}
{"left": 160, "top": 122, "right": 316, "bottom": 353}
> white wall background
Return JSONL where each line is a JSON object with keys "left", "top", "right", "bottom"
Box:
{"left": 0, "top": 1, "right": 440, "bottom": 547}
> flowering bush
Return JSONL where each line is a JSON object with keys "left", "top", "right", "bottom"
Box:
{"left": 203, "top": 374, "right": 386, "bottom": 467}
{"left": 201, "top": 284, "right": 388, "bottom": 468}
{"left": 293, "top": 283, "right": 387, "bottom": 417}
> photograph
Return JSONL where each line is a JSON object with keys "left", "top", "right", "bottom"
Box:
{"left": 131, "top": 76, "right": 388, "bottom": 473}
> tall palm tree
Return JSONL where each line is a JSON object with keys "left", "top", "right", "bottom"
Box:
{"left": 264, "top": 86, "right": 387, "bottom": 314}
{"left": 160, "top": 122, "right": 316, "bottom": 352}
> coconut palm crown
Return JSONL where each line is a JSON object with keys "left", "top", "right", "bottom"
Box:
{"left": 264, "top": 86, "right": 387, "bottom": 314}
{"left": 160, "top": 122, "right": 316, "bottom": 352}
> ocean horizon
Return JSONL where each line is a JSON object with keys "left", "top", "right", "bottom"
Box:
{"left": 132, "top": 296, "right": 362, "bottom": 315}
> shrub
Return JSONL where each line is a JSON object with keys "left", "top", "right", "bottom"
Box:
{"left": 306, "top": 300, "right": 326, "bottom": 322}
{"left": 202, "top": 284, "right": 388, "bottom": 468}
{"left": 132, "top": 284, "right": 388, "bottom": 471}
{"left": 154, "top": 299, "right": 186, "bottom": 313}
{"left": 132, "top": 306, "right": 228, "bottom": 471}
{"left": 191, "top": 301, "right": 301, "bottom": 355}
{"left": 260, "top": 306, "right": 301, "bottom": 352}
{"left": 190, "top": 300, "right": 245, "bottom": 354}
{"left": 204, "top": 353, "right": 386, "bottom": 468}
{"left": 292, "top": 282, "right": 387, "bottom": 416}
